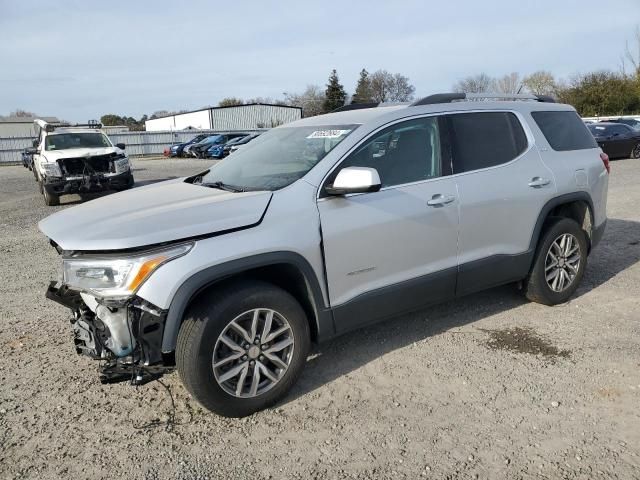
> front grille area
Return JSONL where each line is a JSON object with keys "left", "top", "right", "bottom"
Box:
{"left": 58, "top": 153, "right": 118, "bottom": 176}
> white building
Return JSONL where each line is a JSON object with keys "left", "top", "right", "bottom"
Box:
{"left": 145, "top": 103, "right": 302, "bottom": 132}
{"left": 0, "top": 116, "right": 59, "bottom": 138}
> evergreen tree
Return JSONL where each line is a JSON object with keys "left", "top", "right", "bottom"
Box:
{"left": 352, "top": 69, "right": 373, "bottom": 104}
{"left": 323, "top": 69, "right": 347, "bottom": 112}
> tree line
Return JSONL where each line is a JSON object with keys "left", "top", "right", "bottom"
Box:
{"left": 218, "top": 68, "right": 416, "bottom": 118}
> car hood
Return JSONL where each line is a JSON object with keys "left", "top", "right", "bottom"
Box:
{"left": 42, "top": 147, "right": 120, "bottom": 161}
{"left": 38, "top": 179, "right": 272, "bottom": 251}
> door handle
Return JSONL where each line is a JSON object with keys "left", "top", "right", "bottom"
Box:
{"left": 427, "top": 194, "right": 455, "bottom": 207}
{"left": 528, "top": 177, "right": 551, "bottom": 188}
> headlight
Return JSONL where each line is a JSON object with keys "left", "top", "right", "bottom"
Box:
{"left": 62, "top": 243, "right": 193, "bottom": 299}
{"left": 42, "top": 162, "right": 62, "bottom": 177}
{"left": 114, "top": 157, "right": 130, "bottom": 173}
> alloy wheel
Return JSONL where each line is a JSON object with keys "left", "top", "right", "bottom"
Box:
{"left": 212, "top": 308, "right": 294, "bottom": 398}
{"left": 545, "top": 233, "right": 581, "bottom": 293}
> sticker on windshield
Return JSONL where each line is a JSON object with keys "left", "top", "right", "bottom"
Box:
{"left": 307, "top": 129, "right": 351, "bottom": 139}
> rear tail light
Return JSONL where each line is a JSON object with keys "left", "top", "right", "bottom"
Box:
{"left": 600, "top": 152, "right": 610, "bottom": 174}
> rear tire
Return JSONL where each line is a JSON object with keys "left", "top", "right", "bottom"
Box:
{"left": 176, "top": 281, "right": 310, "bottom": 417}
{"left": 524, "top": 217, "right": 587, "bottom": 305}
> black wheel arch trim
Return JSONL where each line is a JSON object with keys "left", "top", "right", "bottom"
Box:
{"left": 529, "top": 191, "right": 596, "bottom": 253}
{"left": 161, "top": 251, "right": 333, "bottom": 352}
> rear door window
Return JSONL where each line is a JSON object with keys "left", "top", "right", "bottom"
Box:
{"left": 531, "top": 111, "right": 598, "bottom": 151}
{"left": 447, "top": 112, "right": 528, "bottom": 173}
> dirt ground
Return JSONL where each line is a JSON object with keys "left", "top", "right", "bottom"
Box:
{"left": 1, "top": 157, "right": 639, "bottom": 480}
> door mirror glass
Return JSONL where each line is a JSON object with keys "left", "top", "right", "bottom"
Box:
{"left": 325, "top": 167, "right": 381, "bottom": 196}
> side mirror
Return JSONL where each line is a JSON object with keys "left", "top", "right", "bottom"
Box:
{"left": 32, "top": 139, "right": 38, "bottom": 147}
{"left": 116, "top": 143, "right": 126, "bottom": 150}
{"left": 325, "top": 167, "right": 382, "bottom": 196}
{"left": 25, "top": 147, "right": 38, "bottom": 155}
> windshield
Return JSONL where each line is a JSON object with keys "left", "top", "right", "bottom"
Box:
{"left": 45, "top": 132, "right": 111, "bottom": 151}
{"left": 197, "top": 125, "right": 357, "bottom": 191}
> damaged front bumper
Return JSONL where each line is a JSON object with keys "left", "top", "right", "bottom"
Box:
{"left": 46, "top": 281, "right": 174, "bottom": 385}
{"left": 43, "top": 170, "right": 133, "bottom": 196}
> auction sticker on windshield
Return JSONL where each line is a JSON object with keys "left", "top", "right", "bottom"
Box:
{"left": 307, "top": 129, "right": 351, "bottom": 139}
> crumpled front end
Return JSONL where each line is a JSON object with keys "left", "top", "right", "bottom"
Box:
{"left": 46, "top": 282, "right": 173, "bottom": 384}
{"left": 42, "top": 152, "right": 133, "bottom": 195}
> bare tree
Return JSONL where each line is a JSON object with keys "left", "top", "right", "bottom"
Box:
{"left": 284, "top": 85, "right": 325, "bottom": 117}
{"left": 369, "top": 70, "right": 415, "bottom": 102}
{"left": 10, "top": 109, "right": 37, "bottom": 118}
{"left": 452, "top": 73, "right": 493, "bottom": 93}
{"left": 522, "top": 71, "right": 558, "bottom": 96}
{"left": 493, "top": 72, "right": 521, "bottom": 94}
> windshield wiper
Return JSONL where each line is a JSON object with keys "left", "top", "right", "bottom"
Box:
{"left": 201, "top": 181, "right": 245, "bottom": 193}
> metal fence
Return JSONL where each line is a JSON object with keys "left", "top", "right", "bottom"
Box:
{"left": 0, "top": 129, "right": 266, "bottom": 164}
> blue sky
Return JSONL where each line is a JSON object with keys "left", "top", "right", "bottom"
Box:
{"left": 1, "top": 0, "right": 638, "bottom": 121}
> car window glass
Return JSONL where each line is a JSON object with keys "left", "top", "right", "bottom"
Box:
{"left": 448, "top": 112, "right": 527, "bottom": 173}
{"left": 531, "top": 111, "right": 598, "bottom": 151}
{"left": 338, "top": 117, "right": 442, "bottom": 188}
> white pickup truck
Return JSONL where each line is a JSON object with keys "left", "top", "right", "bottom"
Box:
{"left": 28, "top": 119, "right": 134, "bottom": 205}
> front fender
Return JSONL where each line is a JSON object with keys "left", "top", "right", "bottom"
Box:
{"left": 160, "top": 251, "right": 333, "bottom": 352}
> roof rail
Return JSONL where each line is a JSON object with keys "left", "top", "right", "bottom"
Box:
{"left": 332, "top": 102, "right": 380, "bottom": 113}
{"left": 411, "top": 92, "right": 556, "bottom": 106}
{"left": 34, "top": 118, "right": 103, "bottom": 132}
{"left": 411, "top": 93, "right": 466, "bottom": 106}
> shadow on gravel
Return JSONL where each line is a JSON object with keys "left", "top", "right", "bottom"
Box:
{"left": 287, "top": 217, "right": 640, "bottom": 404}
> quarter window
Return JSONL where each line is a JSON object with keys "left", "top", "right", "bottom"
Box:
{"left": 531, "top": 111, "right": 598, "bottom": 151}
{"left": 338, "top": 117, "right": 443, "bottom": 188}
{"left": 448, "top": 112, "right": 528, "bottom": 174}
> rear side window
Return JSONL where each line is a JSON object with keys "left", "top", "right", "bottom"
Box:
{"left": 531, "top": 111, "right": 597, "bottom": 151}
{"left": 447, "top": 112, "right": 528, "bottom": 173}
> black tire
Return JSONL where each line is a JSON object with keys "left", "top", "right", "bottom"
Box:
{"left": 176, "top": 280, "right": 310, "bottom": 417}
{"left": 42, "top": 185, "right": 60, "bottom": 206}
{"left": 524, "top": 217, "right": 588, "bottom": 305}
{"left": 631, "top": 142, "right": 640, "bottom": 159}
{"left": 113, "top": 175, "right": 134, "bottom": 191}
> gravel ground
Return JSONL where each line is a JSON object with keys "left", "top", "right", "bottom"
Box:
{"left": 1, "top": 157, "right": 639, "bottom": 480}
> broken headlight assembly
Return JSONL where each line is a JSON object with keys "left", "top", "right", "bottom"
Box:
{"left": 113, "top": 155, "right": 130, "bottom": 173}
{"left": 42, "top": 162, "right": 62, "bottom": 178}
{"left": 62, "top": 242, "right": 193, "bottom": 301}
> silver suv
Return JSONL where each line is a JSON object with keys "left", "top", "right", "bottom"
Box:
{"left": 40, "top": 93, "right": 609, "bottom": 417}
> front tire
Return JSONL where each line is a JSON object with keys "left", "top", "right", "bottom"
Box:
{"left": 631, "top": 142, "right": 640, "bottom": 159}
{"left": 524, "top": 217, "right": 588, "bottom": 305}
{"left": 176, "top": 281, "right": 310, "bottom": 417}
{"left": 42, "top": 184, "right": 60, "bottom": 206}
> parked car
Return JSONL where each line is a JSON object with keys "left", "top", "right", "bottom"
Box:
{"left": 22, "top": 148, "right": 34, "bottom": 170}
{"left": 587, "top": 122, "right": 640, "bottom": 159}
{"left": 190, "top": 133, "right": 246, "bottom": 158}
{"left": 29, "top": 119, "right": 134, "bottom": 206}
{"left": 40, "top": 93, "right": 608, "bottom": 417}
{"left": 207, "top": 135, "right": 249, "bottom": 159}
{"left": 604, "top": 117, "right": 640, "bottom": 131}
{"left": 228, "top": 133, "right": 261, "bottom": 154}
{"left": 169, "top": 134, "right": 210, "bottom": 157}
